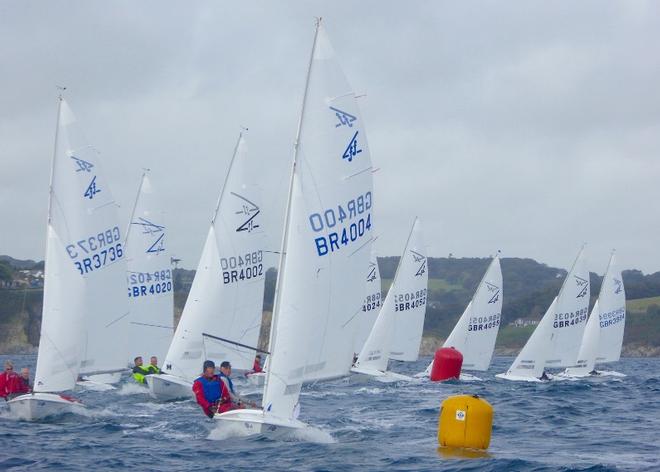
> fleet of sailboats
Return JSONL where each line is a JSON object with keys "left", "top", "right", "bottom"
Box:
{"left": 9, "top": 21, "right": 632, "bottom": 428}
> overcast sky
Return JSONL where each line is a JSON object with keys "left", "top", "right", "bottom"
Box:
{"left": 1, "top": 1, "right": 659, "bottom": 274}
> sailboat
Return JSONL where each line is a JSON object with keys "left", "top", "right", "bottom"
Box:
{"left": 561, "top": 251, "right": 626, "bottom": 377}
{"left": 351, "top": 218, "right": 427, "bottom": 383}
{"left": 352, "top": 249, "right": 382, "bottom": 355}
{"left": 213, "top": 19, "right": 374, "bottom": 435}
{"left": 124, "top": 172, "right": 174, "bottom": 363}
{"left": 497, "top": 246, "right": 590, "bottom": 382}
{"left": 147, "top": 131, "right": 266, "bottom": 401}
{"left": 9, "top": 96, "right": 128, "bottom": 420}
{"left": 419, "top": 255, "right": 502, "bottom": 380}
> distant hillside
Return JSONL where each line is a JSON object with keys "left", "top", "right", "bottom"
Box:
{"left": 1, "top": 255, "right": 659, "bottom": 356}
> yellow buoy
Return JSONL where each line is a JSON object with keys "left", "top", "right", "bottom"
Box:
{"left": 438, "top": 394, "right": 493, "bottom": 450}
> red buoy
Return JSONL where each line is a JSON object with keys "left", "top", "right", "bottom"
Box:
{"left": 430, "top": 347, "right": 463, "bottom": 382}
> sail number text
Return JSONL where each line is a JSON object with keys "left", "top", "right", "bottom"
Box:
{"left": 394, "top": 289, "right": 427, "bottom": 312}
{"left": 553, "top": 307, "right": 588, "bottom": 328}
{"left": 221, "top": 250, "right": 264, "bottom": 284}
{"left": 66, "top": 226, "right": 124, "bottom": 275}
{"left": 128, "top": 269, "right": 173, "bottom": 297}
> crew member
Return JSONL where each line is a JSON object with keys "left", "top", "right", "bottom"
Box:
{"left": 0, "top": 360, "right": 18, "bottom": 400}
{"left": 132, "top": 356, "right": 151, "bottom": 384}
{"left": 7, "top": 367, "right": 31, "bottom": 399}
{"left": 245, "top": 355, "right": 263, "bottom": 376}
{"left": 147, "top": 356, "right": 163, "bottom": 375}
{"left": 192, "top": 360, "right": 232, "bottom": 418}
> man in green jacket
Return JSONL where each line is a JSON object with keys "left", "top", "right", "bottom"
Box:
{"left": 132, "top": 356, "right": 151, "bottom": 384}
{"left": 147, "top": 356, "right": 163, "bottom": 375}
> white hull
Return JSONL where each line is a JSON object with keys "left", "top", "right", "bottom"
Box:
{"left": 7, "top": 392, "right": 85, "bottom": 421}
{"left": 146, "top": 374, "right": 193, "bottom": 401}
{"left": 349, "top": 367, "right": 413, "bottom": 384}
{"left": 495, "top": 372, "right": 547, "bottom": 382}
{"left": 213, "top": 408, "right": 307, "bottom": 439}
{"left": 557, "top": 369, "right": 626, "bottom": 379}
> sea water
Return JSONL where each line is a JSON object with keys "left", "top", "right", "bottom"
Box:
{"left": 1, "top": 355, "right": 658, "bottom": 471}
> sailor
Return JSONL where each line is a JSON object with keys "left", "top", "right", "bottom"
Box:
{"left": 245, "top": 355, "right": 263, "bottom": 376}
{"left": 192, "top": 360, "right": 232, "bottom": 418}
{"left": 132, "top": 356, "right": 152, "bottom": 384}
{"left": 539, "top": 370, "right": 550, "bottom": 381}
{"left": 6, "top": 367, "right": 31, "bottom": 399}
{"left": 146, "top": 356, "right": 163, "bottom": 375}
{"left": 0, "top": 360, "right": 18, "bottom": 400}
{"left": 219, "top": 361, "right": 243, "bottom": 406}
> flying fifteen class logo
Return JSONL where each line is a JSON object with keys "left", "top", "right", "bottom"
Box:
{"left": 232, "top": 192, "right": 260, "bottom": 233}
{"left": 411, "top": 250, "right": 427, "bottom": 277}
{"left": 342, "top": 131, "right": 362, "bottom": 162}
{"left": 70, "top": 155, "right": 94, "bottom": 172}
{"left": 367, "top": 263, "right": 377, "bottom": 282}
{"left": 84, "top": 176, "right": 101, "bottom": 199}
{"left": 613, "top": 278, "right": 623, "bottom": 294}
{"left": 132, "top": 217, "right": 166, "bottom": 254}
{"left": 330, "top": 106, "right": 357, "bottom": 128}
{"left": 485, "top": 282, "right": 501, "bottom": 304}
{"left": 575, "top": 275, "right": 589, "bottom": 298}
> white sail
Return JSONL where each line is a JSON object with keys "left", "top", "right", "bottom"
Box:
{"left": 443, "top": 256, "right": 503, "bottom": 371}
{"left": 565, "top": 252, "right": 625, "bottom": 375}
{"left": 387, "top": 219, "right": 428, "bottom": 361}
{"left": 353, "top": 249, "right": 382, "bottom": 354}
{"left": 355, "top": 219, "right": 422, "bottom": 372}
{"left": 500, "top": 298, "right": 557, "bottom": 380}
{"left": 594, "top": 253, "right": 625, "bottom": 364}
{"left": 262, "top": 22, "right": 374, "bottom": 420}
{"left": 163, "top": 133, "right": 266, "bottom": 382}
{"left": 41, "top": 99, "right": 129, "bottom": 378}
{"left": 500, "top": 246, "right": 589, "bottom": 380}
{"left": 124, "top": 173, "right": 173, "bottom": 362}
{"left": 545, "top": 247, "right": 590, "bottom": 369}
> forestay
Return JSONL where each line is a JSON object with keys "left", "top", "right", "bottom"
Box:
{"left": 387, "top": 219, "right": 428, "bottom": 362}
{"left": 443, "top": 256, "right": 502, "bottom": 371}
{"left": 353, "top": 249, "right": 382, "bottom": 354}
{"left": 262, "top": 22, "right": 374, "bottom": 419}
{"left": 163, "top": 133, "right": 266, "bottom": 382}
{"left": 124, "top": 173, "right": 173, "bottom": 362}
{"left": 355, "top": 219, "right": 423, "bottom": 372}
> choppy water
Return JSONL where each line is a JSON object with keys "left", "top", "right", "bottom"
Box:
{"left": 1, "top": 355, "right": 659, "bottom": 471}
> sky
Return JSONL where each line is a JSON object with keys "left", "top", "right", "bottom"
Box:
{"left": 1, "top": 1, "right": 659, "bottom": 274}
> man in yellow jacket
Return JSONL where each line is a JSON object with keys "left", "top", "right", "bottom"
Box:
{"left": 132, "top": 356, "right": 152, "bottom": 384}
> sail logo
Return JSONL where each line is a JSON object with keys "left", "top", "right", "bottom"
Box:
{"left": 70, "top": 155, "right": 94, "bottom": 172}
{"left": 367, "top": 265, "right": 377, "bottom": 282}
{"left": 613, "top": 278, "right": 623, "bottom": 294}
{"left": 232, "top": 192, "right": 260, "bottom": 232}
{"left": 486, "top": 282, "right": 501, "bottom": 304}
{"left": 147, "top": 234, "right": 166, "bottom": 254}
{"left": 84, "top": 176, "right": 101, "bottom": 199}
{"left": 330, "top": 106, "right": 357, "bottom": 128}
{"left": 132, "top": 217, "right": 166, "bottom": 254}
{"left": 575, "top": 275, "right": 589, "bottom": 298}
{"left": 342, "top": 131, "right": 362, "bottom": 162}
{"left": 411, "top": 250, "right": 427, "bottom": 277}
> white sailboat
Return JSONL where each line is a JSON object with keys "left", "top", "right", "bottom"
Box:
{"left": 497, "top": 246, "right": 590, "bottom": 381}
{"left": 419, "top": 255, "right": 502, "bottom": 379}
{"left": 352, "top": 249, "right": 382, "bottom": 355}
{"left": 148, "top": 131, "right": 266, "bottom": 401}
{"left": 562, "top": 252, "right": 626, "bottom": 377}
{"left": 213, "top": 19, "right": 374, "bottom": 435}
{"left": 9, "top": 96, "right": 127, "bottom": 420}
{"left": 124, "top": 172, "right": 174, "bottom": 363}
{"left": 351, "top": 219, "right": 426, "bottom": 383}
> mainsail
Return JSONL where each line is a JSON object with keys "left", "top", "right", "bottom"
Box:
{"left": 262, "top": 21, "right": 374, "bottom": 419}
{"left": 163, "top": 132, "right": 266, "bottom": 382}
{"left": 353, "top": 249, "right": 382, "bottom": 354}
{"left": 124, "top": 173, "right": 173, "bottom": 362}
{"left": 387, "top": 219, "right": 428, "bottom": 361}
{"left": 442, "top": 256, "right": 502, "bottom": 371}
{"left": 565, "top": 252, "right": 625, "bottom": 375}
{"left": 355, "top": 219, "right": 425, "bottom": 373}
{"left": 500, "top": 246, "right": 589, "bottom": 380}
{"left": 35, "top": 97, "right": 129, "bottom": 387}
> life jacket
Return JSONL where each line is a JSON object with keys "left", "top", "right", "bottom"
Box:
{"left": 146, "top": 365, "right": 161, "bottom": 375}
{"left": 132, "top": 365, "right": 151, "bottom": 384}
{"left": 195, "top": 375, "right": 222, "bottom": 404}
{"left": 219, "top": 372, "right": 235, "bottom": 394}
{"left": 252, "top": 360, "right": 262, "bottom": 373}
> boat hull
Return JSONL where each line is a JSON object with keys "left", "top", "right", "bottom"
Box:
{"left": 7, "top": 393, "right": 85, "bottom": 421}
{"left": 349, "top": 367, "right": 413, "bottom": 384}
{"left": 146, "top": 374, "right": 193, "bottom": 401}
{"left": 213, "top": 408, "right": 306, "bottom": 438}
{"left": 495, "top": 372, "right": 546, "bottom": 382}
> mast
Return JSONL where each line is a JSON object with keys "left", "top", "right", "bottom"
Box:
{"left": 123, "top": 169, "right": 149, "bottom": 246}
{"left": 264, "top": 19, "right": 321, "bottom": 399}
{"left": 47, "top": 94, "right": 64, "bottom": 224}
{"left": 556, "top": 243, "right": 587, "bottom": 300}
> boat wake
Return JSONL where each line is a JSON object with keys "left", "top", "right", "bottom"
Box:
{"left": 116, "top": 383, "right": 149, "bottom": 396}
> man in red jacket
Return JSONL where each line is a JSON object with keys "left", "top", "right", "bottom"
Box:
{"left": 192, "top": 360, "right": 236, "bottom": 418}
{"left": 6, "top": 367, "right": 31, "bottom": 399}
{"left": 0, "top": 360, "right": 19, "bottom": 400}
